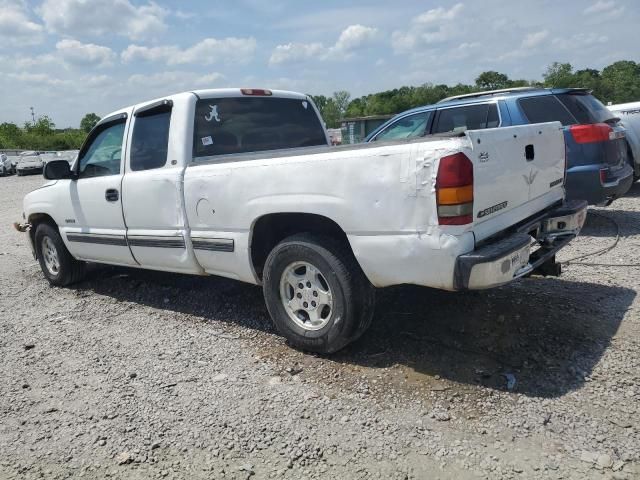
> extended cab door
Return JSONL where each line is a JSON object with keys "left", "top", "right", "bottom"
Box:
{"left": 60, "top": 113, "right": 137, "bottom": 266}
{"left": 120, "top": 95, "right": 203, "bottom": 274}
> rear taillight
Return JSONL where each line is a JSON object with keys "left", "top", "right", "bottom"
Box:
{"left": 569, "top": 123, "right": 612, "bottom": 144}
{"left": 599, "top": 168, "right": 608, "bottom": 185}
{"left": 436, "top": 152, "right": 473, "bottom": 225}
{"left": 241, "top": 88, "right": 272, "bottom": 96}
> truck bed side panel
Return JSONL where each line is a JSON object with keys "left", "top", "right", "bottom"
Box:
{"left": 183, "top": 123, "right": 565, "bottom": 288}
{"left": 183, "top": 140, "right": 464, "bottom": 283}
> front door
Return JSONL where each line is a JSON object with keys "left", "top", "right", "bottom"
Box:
{"left": 60, "top": 113, "right": 137, "bottom": 266}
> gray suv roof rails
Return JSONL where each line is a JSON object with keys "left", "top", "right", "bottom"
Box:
{"left": 437, "top": 87, "right": 543, "bottom": 104}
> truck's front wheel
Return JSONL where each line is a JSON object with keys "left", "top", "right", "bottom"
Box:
{"left": 34, "top": 223, "right": 86, "bottom": 286}
{"left": 263, "top": 234, "right": 375, "bottom": 354}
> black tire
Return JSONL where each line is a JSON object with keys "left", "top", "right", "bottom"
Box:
{"left": 263, "top": 233, "right": 375, "bottom": 354}
{"left": 34, "top": 223, "right": 85, "bottom": 286}
{"left": 0, "top": 167, "right": 5, "bottom": 177}
{"left": 16, "top": 170, "right": 23, "bottom": 176}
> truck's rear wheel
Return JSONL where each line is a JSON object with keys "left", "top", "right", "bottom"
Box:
{"left": 263, "top": 233, "right": 375, "bottom": 354}
{"left": 34, "top": 223, "right": 85, "bottom": 286}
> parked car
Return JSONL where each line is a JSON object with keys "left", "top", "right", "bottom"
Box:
{"left": 0, "top": 153, "right": 14, "bottom": 176}
{"left": 57, "top": 150, "right": 79, "bottom": 164}
{"left": 366, "top": 87, "right": 634, "bottom": 206}
{"left": 15, "top": 88, "right": 586, "bottom": 353}
{"left": 16, "top": 151, "right": 44, "bottom": 176}
{"left": 608, "top": 101, "right": 640, "bottom": 181}
{"left": 39, "top": 150, "right": 79, "bottom": 168}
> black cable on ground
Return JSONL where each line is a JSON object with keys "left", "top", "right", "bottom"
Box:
{"left": 562, "top": 210, "right": 640, "bottom": 268}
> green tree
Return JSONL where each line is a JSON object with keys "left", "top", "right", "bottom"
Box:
{"left": 332, "top": 91, "right": 351, "bottom": 118}
{"left": 80, "top": 113, "right": 101, "bottom": 133}
{"left": 344, "top": 97, "right": 366, "bottom": 117}
{"left": 600, "top": 60, "right": 640, "bottom": 104}
{"left": 24, "top": 115, "right": 56, "bottom": 136}
{"left": 311, "top": 92, "right": 352, "bottom": 127}
{"left": 571, "top": 68, "right": 602, "bottom": 97}
{"left": 0, "top": 118, "right": 86, "bottom": 150}
{"left": 0, "top": 122, "right": 21, "bottom": 148}
{"left": 475, "top": 71, "right": 510, "bottom": 90}
{"left": 322, "top": 99, "right": 341, "bottom": 128}
{"left": 543, "top": 62, "right": 575, "bottom": 87}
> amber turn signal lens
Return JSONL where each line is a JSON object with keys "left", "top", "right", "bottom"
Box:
{"left": 436, "top": 185, "right": 473, "bottom": 205}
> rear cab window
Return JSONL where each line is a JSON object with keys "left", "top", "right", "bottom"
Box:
{"left": 518, "top": 95, "right": 576, "bottom": 126}
{"left": 432, "top": 103, "right": 500, "bottom": 134}
{"left": 193, "top": 96, "right": 327, "bottom": 159}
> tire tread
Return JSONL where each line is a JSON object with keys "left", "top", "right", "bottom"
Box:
{"left": 34, "top": 223, "right": 85, "bottom": 286}
{"left": 263, "top": 233, "right": 374, "bottom": 354}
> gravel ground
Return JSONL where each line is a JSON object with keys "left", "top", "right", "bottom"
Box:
{"left": 1, "top": 174, "right": 639, "bottom": 480}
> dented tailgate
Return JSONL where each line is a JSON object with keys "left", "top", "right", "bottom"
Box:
{"left": 464, "top": 122, "right": 566, "bottom": 242}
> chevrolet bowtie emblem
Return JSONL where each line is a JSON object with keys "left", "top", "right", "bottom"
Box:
{"left": 523, "top": 170, "right": 538, "bottom": 185}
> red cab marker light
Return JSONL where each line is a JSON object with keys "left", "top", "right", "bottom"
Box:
{"left": 241, "top": 88, "right": 272, "bottom": 96}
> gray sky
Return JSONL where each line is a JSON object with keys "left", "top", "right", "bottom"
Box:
{"left": 1, "top": 0, "right": 638, "bottom": 127}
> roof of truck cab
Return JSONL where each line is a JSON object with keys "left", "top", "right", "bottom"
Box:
{"left": 608, "top": 101, "right": 640, "bottom": 112}
{"left": 99, "top": 88, "right": 310, "bottom": 124}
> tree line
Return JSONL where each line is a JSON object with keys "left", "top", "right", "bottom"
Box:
{"left": 2, "top": 60, "right": 639, "bottom": 149}
{"left": 0, "top": 113, "right": 99, "bottom": 151}
{"left": 312, "top": 60, "right": 640, "bottom": 128}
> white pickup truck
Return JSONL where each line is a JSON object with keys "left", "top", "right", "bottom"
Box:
{"left": 608, "top": 101, "right": 640, "bottom": 180}
{"left": 16, "top": 88, "right": 587, "bottom": 353}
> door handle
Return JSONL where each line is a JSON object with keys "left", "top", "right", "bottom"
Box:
{"left": 105, "top": 189, "right": 119, "bottom": 202}
{"left": 525, "top": 144, "right": 535, "bottom": 161}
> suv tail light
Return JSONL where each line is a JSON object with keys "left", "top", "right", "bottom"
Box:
{"left": 436, "top": 152, "right": 473, "bottom": 225}
{"left": 569, "top": 123, "right": 612, "bottom": 144}
{"left": 599, "top": 168, "right": 608, "bottom": 185}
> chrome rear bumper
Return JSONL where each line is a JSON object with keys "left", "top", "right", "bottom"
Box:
{"left": 454, "top": 200, "right": 588, "bottom": 290}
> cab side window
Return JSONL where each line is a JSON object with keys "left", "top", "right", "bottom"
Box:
{"left": 130, "top": 104, "right": 172, "bottom": 171}
{"left": 374, "top": 111, "right": 431, "bottom": 141}
{"left": 432, "top": 103, "right": 499, "bottom": 134}
{"left": 78, "top": 121, "right": 126, "bottom": 178}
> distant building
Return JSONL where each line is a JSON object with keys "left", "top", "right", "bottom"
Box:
{"left": 340, "top": 114, "right": 394, "bottom": 144}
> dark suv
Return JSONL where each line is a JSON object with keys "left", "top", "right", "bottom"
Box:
{"left": 366, "top": 87, "right": 633, "bottom": 206}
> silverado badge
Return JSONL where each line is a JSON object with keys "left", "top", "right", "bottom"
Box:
{"left": 477, "top": 201, "right": 508, "bottom": 218}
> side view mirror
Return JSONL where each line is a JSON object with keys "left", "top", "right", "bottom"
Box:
{"left": 43, "top": 160, "right": 74, "bottom": 180}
